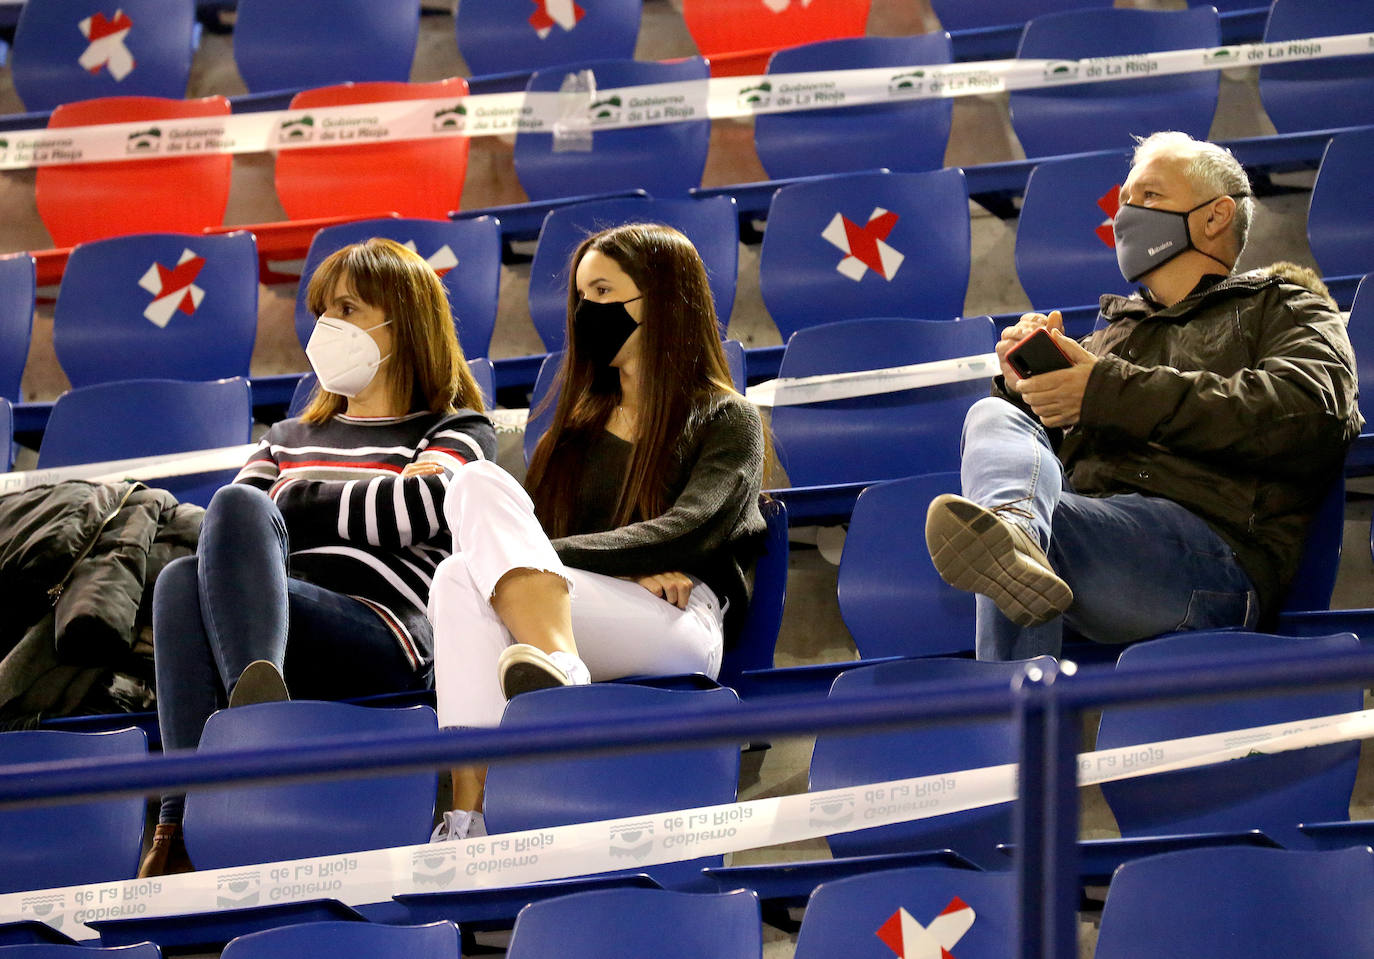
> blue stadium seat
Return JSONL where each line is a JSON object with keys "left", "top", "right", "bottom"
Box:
{"left": 837, "top": 473, "right": 974, "bottom": 659}
{"left": 457, "top": 0, "right": 640, "bottom": 88}
{"left": 296, "top": 217, "right": 503, "bottom": 361}
{"left": 10, "top": 0, "right": 195, "bottom": 111}
{"left": 527, "top": 195, "right": 738, "bottom": 352}
{"left": 754, "top": 34, "right": 954, "bottom": 180}
{"left": 759, "top": 170, "right": 970, "bottom": 341}
{"left": 515, "top": 57, "right": 711, "bottom": 203}
{"left": 54, "top": 232, "right": 258, "bottom": 389}
{"left": 793, "top": 865, "right": 1015, "bottom": 959}
{"left": 0, "top": 727, "right": 147, "bottom": 894}
{"left": 810, "top": 658, "right": 1051, "bottom": 871}
{"left": 220, "top": 921, "right": 459, "bottom": 959}
{"left": 1307, "top": 128, "right": 1374, "bottom": 281}
{"left": 1015, "top": 152, "right": 1134, "bottom": 311}
{"left": 184, "top": 701, "right": 437, "bottom": 868}
{"left": 719, "top": 496, "right": 788, "bottom": 688}
{"left": 1009, "top": 7, "right": 1221, "bottom": 160}
{"left": 1096, "top": 631, "right": 1362, "bottom": 849}
{"left": 485, "top": 684, "right": 740, "bottom": 891}
{"left": 1259, "top": 0, "right": 1374, "bottom": 134}
{"left": 0, "top": 252, "right": 35, "bottom": 402}
{"left": 1339, "top": 273, "right": 1374, "bottom": 473}
{"left": 930, "top": 0, "right": 1107, "bottom": 32}
{"left": 232, "top": 0, "right": 419, "bottom": 94}
{"left": 1095, "top": 846, "right": 1374, "bottom": 958}
{"left": 0, "top": 945, "right": 160, "bottom": 959}
{"left": 0, "top": 397, "right": 11, "bottom": 471}
{"left": 770, "top": 316, "right": 994, "bottom": 487}
{"left": 37, "top": 377, "right": 253, "bottom": 507}
{"left": 505, "top": 888, "right": 761, "bottom": 959}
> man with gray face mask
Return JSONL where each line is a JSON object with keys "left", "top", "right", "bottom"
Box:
{"left": 924, "top": 131, "right": 1362, "bottom": 660}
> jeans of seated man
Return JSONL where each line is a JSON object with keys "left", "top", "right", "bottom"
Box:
{"left": 961, "top": 397, "right": 1259, "bottom": 661}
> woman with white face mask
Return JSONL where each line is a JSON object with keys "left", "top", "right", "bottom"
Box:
{"left": 140, "top": 238, "right": 495, "bottom": 876}
{"left": 426, "top": 223, "right": 769, "bottom": 842}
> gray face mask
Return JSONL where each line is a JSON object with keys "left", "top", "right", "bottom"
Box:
{"left": 1113, "top": 194, "right": 1248, "bottom": 284}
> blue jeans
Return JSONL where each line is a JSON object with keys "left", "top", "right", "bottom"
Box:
{"left": 961, "top": 397, "right": 1258, "bottom": 660}
{"left": 152, "top": 484, "right": 424, "bottom": 823}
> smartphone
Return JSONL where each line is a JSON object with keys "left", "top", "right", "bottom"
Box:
{"left": 1005, "top": 328, "right": 1073, "bottom": 378}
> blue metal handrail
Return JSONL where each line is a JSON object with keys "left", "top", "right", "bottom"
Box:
{"left": 3, "top": 642, "right": 1374, "bottom": 959}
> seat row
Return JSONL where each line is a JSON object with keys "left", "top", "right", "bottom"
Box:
{"left": 3, "top": 632, "right": 1372, "bottom": 952}
{"left": 9, "top": 123, "right": 1374, "bottom": 410}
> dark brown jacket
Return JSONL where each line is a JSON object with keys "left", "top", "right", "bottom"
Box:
{"left": 1037, "top": 271, "right": 1361, "bottom": 620}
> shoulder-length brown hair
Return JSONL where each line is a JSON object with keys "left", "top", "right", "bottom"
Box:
{"left": 300, "top": 237, "right": 485, "bottom": 423}
{"left": 526, "top": 222, "right": 736, "bottom": 536}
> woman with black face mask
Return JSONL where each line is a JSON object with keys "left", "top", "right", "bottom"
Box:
{"left": 427, "top": 223, "right": 768, "bottom": 841}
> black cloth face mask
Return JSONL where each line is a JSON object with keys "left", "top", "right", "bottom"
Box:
{"left": 1112, "top": 194, "right": 1249, "bottom": 284}
{"left": 573, "top": 295, "right": 643, "bottom": 367}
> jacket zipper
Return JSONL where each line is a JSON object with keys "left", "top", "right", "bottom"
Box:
{"left": 47, "top": 483, "right": 144, "bottom": 606}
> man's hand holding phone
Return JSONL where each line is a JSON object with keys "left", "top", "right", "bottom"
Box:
{"left": 995, "top": 311, "right": 1098, "bottom": 428}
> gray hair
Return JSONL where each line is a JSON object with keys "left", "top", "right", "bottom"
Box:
{"left": 1132, "top": 131, "right": 1254, "bottom": 254}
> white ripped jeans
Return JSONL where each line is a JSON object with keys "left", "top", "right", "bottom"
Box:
{"left": 428, "top": 460, "right": 724, "bottom": 728}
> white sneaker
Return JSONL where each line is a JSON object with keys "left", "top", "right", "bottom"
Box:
{"left": 430, "top": 810, "right": 486, "bottom": 843}
{"left": 497, "top": 644, "right": 591, "bottom": 700}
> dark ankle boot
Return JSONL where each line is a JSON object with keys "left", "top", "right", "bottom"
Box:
{"left": 138, "top": 823, "right": 194, "bottom": 878}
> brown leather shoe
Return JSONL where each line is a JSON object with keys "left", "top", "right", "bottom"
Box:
{"left": 137, "top": 823, "right": 194, "bottom": 878}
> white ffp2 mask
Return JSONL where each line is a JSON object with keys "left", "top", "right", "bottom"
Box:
{"left": 305, "top": 316, "right": 392, "bottom": 398}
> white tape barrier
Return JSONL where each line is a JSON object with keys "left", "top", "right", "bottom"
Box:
{"left": 746, "top": 353, "right": 1001, "bottom": 408}
{"left": 2, "top": 704, "right": 1370, "bottom": 940}
{"left": 0, "top": 445, "right": 258, "bottom": 496}
{"left": 0, "top": 31, "right": 1370, "bottom": 170}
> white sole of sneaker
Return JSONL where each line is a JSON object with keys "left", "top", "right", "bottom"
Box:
{"left": 497, "top": 645, "right": 572, "bottom": 700}
{"left": 926, "top": 495, "right": 1073, "bottom": 627}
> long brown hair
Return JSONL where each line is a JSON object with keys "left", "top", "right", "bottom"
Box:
{"left": 300, "top": 237, "right": 485, "bottom": 422}
{"left": 527, "top": 223, "right": 736, "bottom": 535}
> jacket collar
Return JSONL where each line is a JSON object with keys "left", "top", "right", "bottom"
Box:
{"left": 1099, "top": 269, "right": 1281, "bottom": 324}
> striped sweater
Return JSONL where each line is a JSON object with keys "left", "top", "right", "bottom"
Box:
{"left": 234, "top": 409, "right": 496, "bottom": 671}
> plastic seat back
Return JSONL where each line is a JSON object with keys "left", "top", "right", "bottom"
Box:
{"left": 54, "top": 231, "right": 258, "bottom": 389}
{"left": 295, "top": 216, "right": 501, "bottom": 360}
{"left": 0, "top": 253, "right": 35, "bottom": 401}
{"left": 183, "top": 701, "right": 438, "bottom": 869}
{"left": 0, "top": 727, "right": 147, "bottom": 893}
{"left": 1308, "top": 128, "right": 1374, "bottom": 280}
{"left": 930, "top": 0, "right": 1108, "bottom": 32}
{"left": 1281, "top": 475, "right": 1344, "bottom": 613}
{"left": 516, "top": 58, "right": 711, "bottom": 202}
{"left": 1095, "top": 846, "right": 1374, "bottom": 958}
{"left": 276, "top": 79, "right": 470, "bottom": 221}
{"left": 506, "top": 888, "right": 760, "bottom": 959}
{"left": 1015, "top": 152, "right": 1135, "bottom": 310}
{"left": 232, "top": 0, "right": 419, "bottom": 94}
{"left": 1346, "top": 274, "right": 1374, "bottom": 426}
{"left": 794, "top": 866, "right": 1015, "bottom": 959}
{"left": 756, "top": 34, "right": 953, "bottom": 180}
{"left": 485, "top": 684, "right": 741, "bottom": 889}
{"left": 220, "top": 920, "right": 459, "bottom": 959}
{"left": 838, "top": 473, "right": 974, "bottom": 659}
{"left": 0, "top": 398, "right": 11, "bottom": 471}
{"left": 681, "top": 0, "right": 870, "bottom": 76}
{"left": 36, "top": 96, "right": 233, "bottom": 247}
{"left": 1009, "top": 8, "right": 1220, "bottom": 159}
{"left": 456, "top": 0, "right": 641, "bottom": 79}
{"left": 771, "top": 316, "right": 994, "bottom": 487}
{"left": 759, "top": 169, "right": 970, "bottom": 341}
{"left": 719, "top": 496, "right": 788, "bottom": 685}
{"left": 528, "top": 195, "right": 738, "bottom": 351}
{"left": 1096, "top": 631, "right": 1362, "bottom": 846}
{"left": 810, "top": 658, "right": 1053, "bottom": 869}
{"left": 37, "top": 377, "right": 253, "bottom": 506}
{"left": 10, "top": 0, "right": 194, "bottom": 111}
{"left": 0, "top": 944, "right": 161, "bottom": 959}
{"left": 1260, "top": 0, "right": 1374, "bottom": 134}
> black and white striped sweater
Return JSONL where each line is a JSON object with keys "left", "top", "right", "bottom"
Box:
{"left": 234, "top": 409, "right": 496, "bottom": 671}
